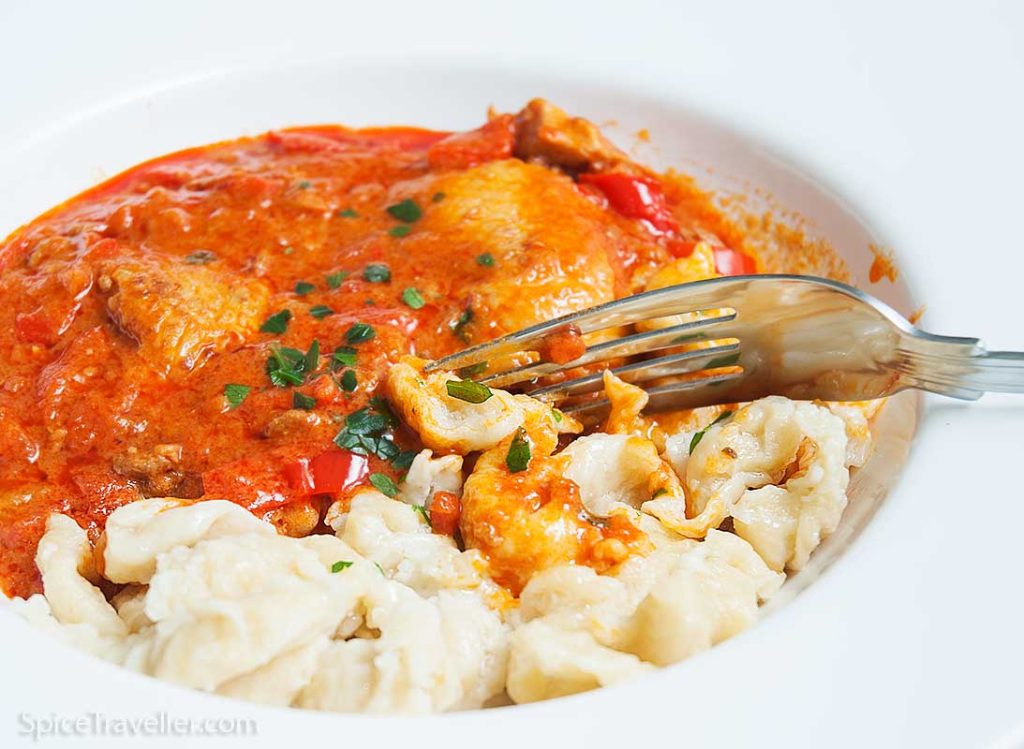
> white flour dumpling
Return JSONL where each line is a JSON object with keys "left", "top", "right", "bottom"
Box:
{"left": 621, "top": 530, "right": 783, "bottom": 665}
{"left": 329, "top": 490, "right": 486, "bottom": 597}
{"left": 561, "top": 433, "right": 681, "bottom": 517}
{"left": 398, "top": 449, "right": 463, "bottom": 507}
{"left": 647, "top": 397, "right": 851, "bottom": 564}
{"left": 506, "top": 618, "right": 651, "bottom": 704}
{"left": 102, "top": 498, "right": 275, "bottom": 584}
{"left": 386, "top": 357, "right": 579, "bottom": 454}
{"left": 297, "top": 583, "right": 508, "bottom": 713}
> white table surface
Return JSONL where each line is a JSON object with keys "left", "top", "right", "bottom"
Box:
{"left": 0, "top": 1, "right": 1021, "bottom": 746}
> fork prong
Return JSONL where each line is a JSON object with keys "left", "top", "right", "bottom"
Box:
{"left": 560, "top": 369, "right": 747, "bottom": 421}
{"left": 424, "top": 276, "right": 760, "bottom": 374}
{"left": 528, "top": 341, "right": 741, "bottom": 400}
{"left": 479, "top": 312, "right": 738, "bottom": 388}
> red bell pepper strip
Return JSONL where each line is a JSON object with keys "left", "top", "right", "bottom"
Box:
{"left": 285, "top": 449, "right": 369, "bottom": 495}
{"left": 711, "top": 246, "right": 757, "bottom": 275}
{"left": 579, "top": 172, "right": 679, "bottom": 234}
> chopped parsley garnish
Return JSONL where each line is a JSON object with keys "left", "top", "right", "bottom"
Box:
{"left": 363, "top": 264, "right": 391, "bottom": 283}
{"left": 338, "top": 208, "right": 359, "bottom": 218}
{"left": 294, "top": 280, "right": 315, "bottom": 295}
{"left": 332, "top": 346, "right": 358, "bottom": 368}
{"left": 458, "top": 361, "right": 488, "bottom": 378}
{"left": 304, "top": 339, "right": 320, "bottom": 372}
{"left": 369, "top": 472, "right": 399, "bottom": 498}
{"left": 326, "top": 270, "right": 349, "bottom": 289}
{"left": 297, "top": 180, "right": 312, "bottom": 190}
{"left": 184, "top": 249, "right": 217, "bottom": 265}
{"left": 260, "top": 309, "right": 292, "bottom": 334}
{"left": 385, "top": 198, "right": 422, "bottom": 223}
{"left": 309, "top": 305, "right": 334, "bottom": 319}
{"left": 332, "top": 400, "right": 400, "bottom": 460}
{"left": 412, "top": 504, "right": 430, "bottom": 523}
{"left": 265, "top": 345, "right": 306, "bottom": 387}
{"left": 391, "top": 450, "right": 418, "bottom": 470}
{"left": 688, "top": 410, "right": 734, "bottom": 454}
{"left": 223, "top": 384, "right": 251, "bottom": 408}
{"left": 292, "top": 391, "right": 316, "bottom": 410}
{"left": 340, "top": 369, "right": 358, "bottom": 392}
{"left": 445, "top": 379, "right": 493, "bottom": 404}
{"left": 331, "top": 560, "right": 353, "bottom": 573}
{"left": 282, "top": 246, "right": 295, "bottom": 255}
{"left": 345, "top": 323, "right": 376, "bottom": 344}
{"left": 401, "top": 287, "right": 426, "bottom": 309}
{"left": 265, "top": 340, "right": 321, "bottom": 388}
{"left": 388, "top": 225, "right": 412, "bottom": 238}
{"left": 450, "top": 308, "right": 473, "bottom": 341}
{"left": 432, "top": 192, "right": 445, "bottom": 203}
{"left": 506, "top": 428, "right": 532, "bottom": 473}
{"left": 706, "top": 352, "right": 741, "bottom": 369}
{"left": 476, "top": 252, "right": 495, "bottom": 267}
{"left": 551, "top": 408, "right": 564, "bottom": 423}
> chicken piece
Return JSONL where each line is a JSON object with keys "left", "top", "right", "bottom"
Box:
{"left": 423, "top": 159, "right": 618, "bottom": 339}
{"left": 636, "top": 241, "right": 720, "bottom": 332}
{"left": 513, "top": 98, "right": 630, "bottom": 173}
{"left": 97, "top": 257, "right": 270, "bottom": 376}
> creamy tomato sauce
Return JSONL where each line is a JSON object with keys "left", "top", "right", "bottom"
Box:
{"left": 0, "top": 101, "right": 758, "bottom": 598}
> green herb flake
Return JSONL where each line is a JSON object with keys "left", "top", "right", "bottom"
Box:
{"left": 184, "top": 249, "right": 217, "bottom": 265}
{"left": 412, "top": 504, "right": 430, "bottom": 524}
{"left": 401, "top": 287, "right": 426, "bottom": 310}
{"left": 374, "top": 561, "right": 385, "bottom": 576}
{"left": 445, "top": 379, "right": 493, "bottom": 404}
{"left": 331, "top": 560, "right": 353, "bottom": 573}
{"left": 688, "top": 410, "right": 734, "bottom": 454}
{"left": 457, "top": 361, "right": 488, "bottom": 378}
{"left": 431, "top": 192, "right": 445, "bottom": 203}
{"left": 265, "top": 345, "right": 307, "bottom": 387}
{"left": 476, "top": 252, "right": 495, "bottom": 267}
{"left": 297, "top": 180, "right": 312, "bottom": 190}
{"left": 282, "top": 246, "right": 295, "bottom": 255}
{"left": 292, "top": 391, "right": 317, "bottom": 410}
{"left": 309, "top": 305, "right": 334, "bottom": 319}
{"left": 332, "top": 346, "right": 358, "bottom": 369}
{"left": 388, "top": 225, "right": 412, "bottom": 238}
{"left": 506, "top": 427, "right": 532, "bottom": 473}
{"left": 551, "top": 408, "right": 564, "bottom": 423}
{"left": 345, "top": 323, "right": 376, "bottom": 344}
{"left": 651, "top": 487, "right": 669, "bottom": 500}
{"left": 223, "top": 384, "right": 251, "bottom": 409}
{"left": 369, "top": 472, "right": 399, "bottom": 498}
{"left": 385, "top": 198, "right": 422, "bottom": 223}
{"left": 304, "top": 339, "right": 321, "bottom": 372}
{"left": 706, "top": 352, "right": 741, "bottom": 369}
{"left": 260, "top": 309, "right": 292, "bottom": 334}
{"left": 337, "top": 208, "right": 359, "bottom": 218}
{"left": 326, "top": 270, "right": 349, "bottom": 289}
{"left": 294, "top": 280, "right": 315, "bottom": 296}
{"left": 332, "top": 401, "right": 400, "bottom": 460}
{"left": 391, "top": 450, "right": 418, "bottom": 470}
{"left": 363, "top": 264, "right": 391, "bottom": 283}
{"left": 340, "top": 369, "right": 358, "bottom": 392}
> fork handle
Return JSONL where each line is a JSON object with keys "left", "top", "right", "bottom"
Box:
{"left": 962, "top": 351, "right": 1024, "bottom": 394}
{"left": 902, "top": 334, "right": 1024, "bottom": 399}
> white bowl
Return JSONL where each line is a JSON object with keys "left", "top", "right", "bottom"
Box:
{"left": 0, "top": 60, "right": 977, "bottom": 748}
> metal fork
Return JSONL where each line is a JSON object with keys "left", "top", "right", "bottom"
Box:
{"left": 426, "top": 275, "right": 1024, "bottom": 419}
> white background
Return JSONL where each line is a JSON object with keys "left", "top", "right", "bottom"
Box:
{"left": 0, "top": 1, "right": 1022, "bottom": 747}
